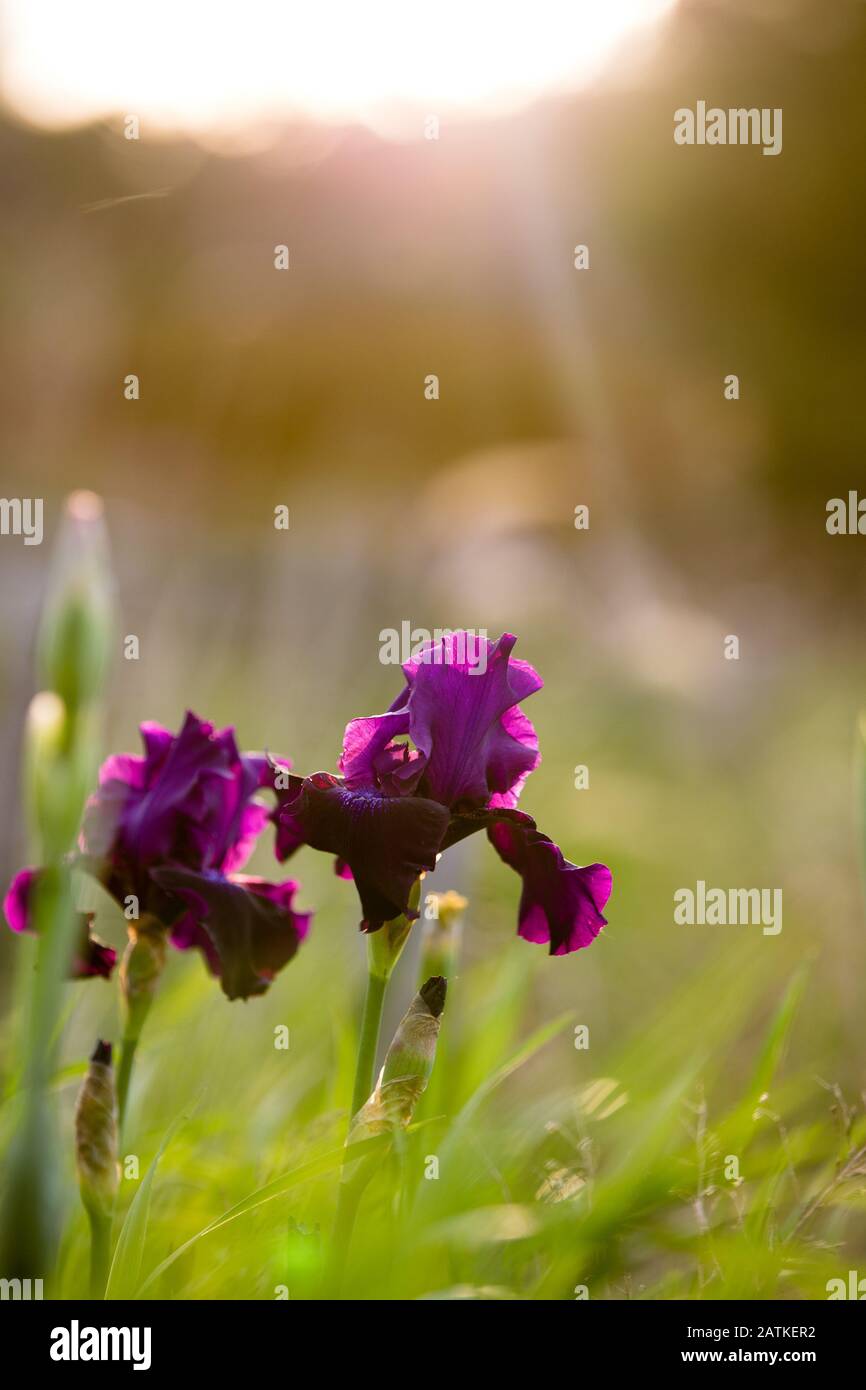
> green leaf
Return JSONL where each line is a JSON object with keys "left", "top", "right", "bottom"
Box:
{"left": 747, "top": 965, "right": 809, "bottom": 1103}
{"left": 136, "top": 1121, "right": 436, "bottom": 1296}
{"left": 449, "top": 1010, "right": 575, "bottom": 1135}
{"left": 104, "top": 1107, "right": 190, "bottom": 1300}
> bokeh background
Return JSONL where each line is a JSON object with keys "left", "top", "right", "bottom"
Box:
{"left": 1, "top": 0, "right": 865, "bottom": 1299}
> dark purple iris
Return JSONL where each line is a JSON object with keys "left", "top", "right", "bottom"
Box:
{"left": 4, "top": 712, "right": 311, "bottom": 999}
{"left": 272, "top": 632, "right": 611, "bottom": 955}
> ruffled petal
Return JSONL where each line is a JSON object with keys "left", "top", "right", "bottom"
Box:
{"left": 339, "top": 707, "right": 413, "bottom": 790}
{"left": 404, "top": 632, "right": 542, "bottom": 809}
{"left": 81, "top": 711, "right": 281, "bottom": 916}
{"left": 152, "top": 866, "right": 311, "bottom": 1000}
{"left": 487, "top": 820, "right": 611, "bottom": 956}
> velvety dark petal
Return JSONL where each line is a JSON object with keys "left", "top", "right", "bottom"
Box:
{"left": 276, "top": 773, "right": 450, "bottom": 930}
{"left": 168, "top": 908, "right": 221, "bottom": 974}
{"left": 74, "top": 924, "right": 118, "bottom": 980}
{"left": 441, "top": 804, "right": 535, "bottom": 852}
{"left": 487, "top": 820, "right": 611, "bottom": 956}
{"left": 405, "top": 632, "right": 542, "bottom": 808}
{"left": 152, "top": 866, "right": 311, "bottom": 1000}
{"left": 268, "top": 770, "right": 308, "bottom": 861}
{"left": 4, "top": 867, "right": 116, "bottom": 979}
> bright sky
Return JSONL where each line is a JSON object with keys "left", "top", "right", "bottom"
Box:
{"left": 0, "top": 0, "right": 676, "bottom": 133}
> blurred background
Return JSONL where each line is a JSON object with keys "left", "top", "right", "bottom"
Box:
{"left": 1, "top": 0, "right": 865, "bottom": 1298}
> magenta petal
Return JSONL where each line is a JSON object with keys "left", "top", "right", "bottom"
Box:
{"left": 404, "top": 632, "right": 542, "bottom": 808}
{"left": 81, "top": 711, "right": 282, "bottom": 920}
{"left": 4, "top": 866, "right": 35, "bottom": 933}
{"left": 487, "top": 820, "right": 611, "bottom": 955}
{"left": 220, "top": 800, "right": 269, "bottom": 875}
{"left": 339, "top": 708, "right": 413, "bottom": 790}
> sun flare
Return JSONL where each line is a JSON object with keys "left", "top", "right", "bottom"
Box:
{"left": 1, "top": 0, "right": 677, "bottom": 132}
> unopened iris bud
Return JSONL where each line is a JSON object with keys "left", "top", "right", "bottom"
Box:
{"left": 74, "top": 1040, "right": 119, "bottom": 1220}
{"left": 349, "top": 975, "right": 447, "bottom": 1140}
{"left": 23, "top": 691, "right": 81, "bottom": 860}
{"left": 120, "top": 916, "right": 167, "bottom": 1041}
{"left": 330, "top": 981, "right": 447, "bottom": 1284}
{"left": 420, "top": 890, "right": 467, "bottom": 981}
{"left": 38, "top": 491, "right": 114, "bottom": 720}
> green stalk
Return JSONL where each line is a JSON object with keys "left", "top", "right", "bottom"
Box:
{"left": 116, "top": 917, "right": 164, "bottom": 1139}
{"left": 331, "top": 955, "right": 390, "bottom": 1295}
{"left": 86, "top": 1209, "right": 111, "bottom": 1299}
{"left": 330, "top": 974, "right": 446, "bottom": 1295}
{"left": 0, "top": 711, "right": 86, "bottom": 1280}
{"left": 329, "top": 881, "right": 423, "bottom": 1293}
{"left": 116, "top": 1033, "right": 139, "bottom": 1134}
{"left": 347, "top": 880, "right": 421, "bottom": 1127}
{"left": 350, "top": 969, "right": 387, "bottom": 1120}
{"left": 0, "top": 494, "right": 113, "bottom": 1283}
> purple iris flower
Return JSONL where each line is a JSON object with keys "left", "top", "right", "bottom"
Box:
{"left": 272, "top": 632, "right": 611, "bottom": 955}
{"left": 4, "top": 712, "right": 311, "bottom": 999}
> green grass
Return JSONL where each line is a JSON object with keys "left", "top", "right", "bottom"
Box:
{"left": 4, "top": 880, "right": 859, "bottom": 1302}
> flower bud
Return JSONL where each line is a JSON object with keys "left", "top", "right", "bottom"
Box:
{"left": 23, "top": 692, "right": 83, "bottom": 860}
{"left": 120, "top": 916, "right": 167, "bottom": 1040}
{"left": 349, "top": 976, "right": 447, "bottom": 1141}
{"left": 74, "top": 1040, "right": 119, "bottom": 1220}
{"left": 419, "top": 889, "right": 467, "bottom": 981}
{"left": 38, "top": 491, "right": 114, "bottom": 719}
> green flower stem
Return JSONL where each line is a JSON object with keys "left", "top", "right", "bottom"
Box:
{"left": 350, "top": 968, "right": 388, "bottom": 1121}
{"left": 0, "top": 862, "right": 77, "bottom": 1279}
{"left": 86, "top": 1208, "right": 111, "bottom": 1300}
{"left": 0, "top": 497, "right": 112, "bottom": 1285}
{"left": 331, "top": 973, "right": 446, "bottom": 1296}
{"left": 329, "top": 882, "right": 423, "bottom": 1293}
{"left": 115, "top": 1032, "right": 139, "bottom": 1135}
{"left": 332, "top": 967, "right": 386, "bottom": 1295}
{"left": 116, "top": 917, "right": 164, "bottom": 1139}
